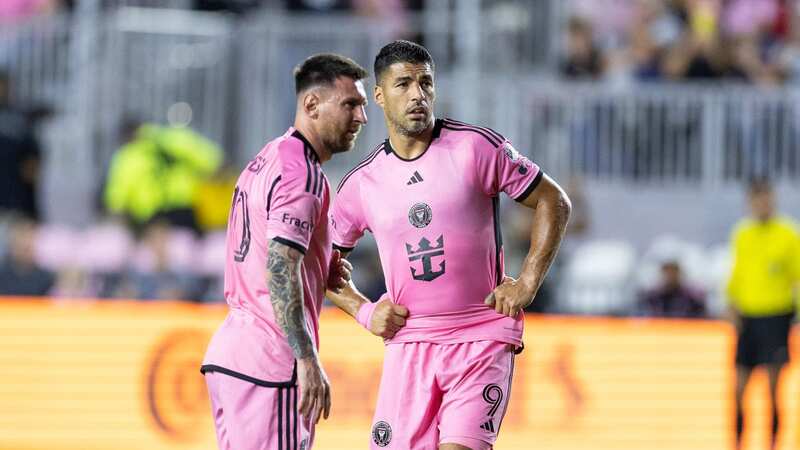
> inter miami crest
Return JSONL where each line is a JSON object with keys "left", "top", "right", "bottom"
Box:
{"left": 503, "top": 142, "right": 529, "bottom": 174}
{"left": 408, "top": 202, "right": 432, "bottom": 228}
{"left": 372, "top": 421, "right": 392, "bottom": 447}
{"left": 503, "top": 142, "right": 521, "bottom": 162}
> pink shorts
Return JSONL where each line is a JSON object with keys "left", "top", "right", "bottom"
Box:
{"left": 205, "top": 371, "right": 315, "bottom": 450}
{"left": 369, "top": 340, "right": 516, "bottom": 450}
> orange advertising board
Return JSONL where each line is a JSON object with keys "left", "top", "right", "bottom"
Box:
{"left": 0, "top": 299, "right": 797, "bottom": 450}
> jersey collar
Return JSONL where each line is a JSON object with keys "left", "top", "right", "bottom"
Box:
{"left": 291, "top": 128, "right": 320, "bottom": 163}
{"left": 383, "top": 118, "right": 443, "bottom": 162}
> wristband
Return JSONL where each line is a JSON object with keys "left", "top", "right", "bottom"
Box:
{"left": 356, "top": 301, "right": 379, "bottom": 330}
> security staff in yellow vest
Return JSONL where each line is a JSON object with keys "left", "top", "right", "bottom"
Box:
{"left": 104, "top": 123, "right": 222, "bottom": 232}
{"left": 727, "top": 178, "right": 800, "bottom": 450}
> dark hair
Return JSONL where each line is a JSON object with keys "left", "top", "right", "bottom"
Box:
{"left": 373, "top": 40, "right": 435, "bottom": 83}
{"left": 748, "top": 176, "right": 772, "bottom": 195}
{"left": 293, "top": 53, "right": 367, "bottom": 94}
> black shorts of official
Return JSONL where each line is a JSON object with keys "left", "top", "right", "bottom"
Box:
{"left": 736, "top": 312, "right": 794, "bottom": 368}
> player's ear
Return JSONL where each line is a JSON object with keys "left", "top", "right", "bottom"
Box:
{"left": 374, "top": 84, "right": 384, "bottom": 109}
{"left": 302, "top": 91, "right": 321, "bottom": 119}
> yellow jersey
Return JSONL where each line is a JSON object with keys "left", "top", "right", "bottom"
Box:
{"left": 727, "top": 216, "right": 800, "bottom": 317}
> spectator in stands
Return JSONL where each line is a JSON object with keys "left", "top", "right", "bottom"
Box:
{"left": 0, "top": 215, "right": 54, "bottom": 296}
{"left": 561, "top": 17, "right": 605, "bottom": 79}
{"left": 725, "top": 7, "right": 783, "bottom": 85}
{"left": 113, "top": 218, "right": 197, "bottom": 301}
{"left": 103, "top": 120, "right": 223, "bottom": 233}
{"left": 605, "top": 0, "right": 682, "bottom": 82}
{"left": 777, "top": 4, "right": 800, "bottom": 83}
{"left": 727, "top": 178, "right": 800, "bottom": 450}
{"left": 661, "top": 0, "right": 728, "bottom": 80}
{"left": 636, "top": 259, "right": 707, "bottom": 318}
{"left": 565, "top": 0, "right": 797, "bottom": 85}
{"left": 0, "top": 69, "right": 41, "bottom": 220}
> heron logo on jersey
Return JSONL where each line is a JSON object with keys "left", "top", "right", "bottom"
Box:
{"left": 372, "top": 421, "right": 392, "bottom": 447}
{"left": 503, "top": 142, "right": 531, "bottom": 175}
{"left": 408, "top": 202, "right": 432, "bottom": 228}
{"left": 405, "top": 235, "right": 445, "bottom": 281}
{"left": 503, "top": 142, "right": 521, "bottom": 162}
{"left": 247, "top": 155, "right": 267, "bottom": 173}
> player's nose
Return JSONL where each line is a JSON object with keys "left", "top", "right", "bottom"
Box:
{"left": 354, "top": 105, "right": 367, "bottom": 125}
{"left": 410, "top": 82, "right": 426, "bottom": 101}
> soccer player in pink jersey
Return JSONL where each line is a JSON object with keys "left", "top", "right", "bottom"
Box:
{"left": 200, "top": 54, "right": 370, "bottom": 450}
{"left": 327, "top": 41, "right": 572, "bottom": 450}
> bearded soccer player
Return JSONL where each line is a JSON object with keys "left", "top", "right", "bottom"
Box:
{"left": 326, "top": 40, "right": 572, "bottom": 450}
{"left": 201, "top": 54, "right": 368, "bottom": 450}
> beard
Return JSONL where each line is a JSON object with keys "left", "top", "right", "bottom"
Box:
{"left": 388, "top": 110, "right": 430, "bottom": 137}
{"left": 323, "top": 130, "right": 357, "bottom": 154}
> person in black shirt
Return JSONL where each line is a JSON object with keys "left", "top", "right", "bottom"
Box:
{"left": 0, "top": 70, "right": 41, "bottom": 220}
{"left": 636, "top": 260, "right": 707, "bottom": 318}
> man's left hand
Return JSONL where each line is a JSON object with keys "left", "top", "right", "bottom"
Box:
{"left": 484, "top": 275, "right": 536, "bottom": 317}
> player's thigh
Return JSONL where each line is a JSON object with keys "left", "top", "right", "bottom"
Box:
{"left": 205, "top": 372, "right": 309, "bottom": 450}
{"left": 370, "top": 343, "right": 441, "bottom": 449}
{"left": 438, "top": 341, "right": 515, "bottom": 449}
{"left": 439, "top": 438, "right": 492, "bottom": 450}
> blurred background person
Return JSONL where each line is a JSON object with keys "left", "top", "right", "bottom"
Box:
{"left": 0, "top": 215, "right": 54, "bottom": 296}
{"left": 0, "top": 69, "right": 41, "bottom": 220}
{"left": 560, "top": 16, "right": 605, "bottom": 80}
{"left": 636, "top": 259, "right": 707, "bottom": 318}
{"left": 113, "top": 218, "right": 197, "bottom": 301}
{"left": 103, "top": 120, "right": 223, "bottom": 234}
{"left": 727, "top": 178, "right": 800, "bottom": 450}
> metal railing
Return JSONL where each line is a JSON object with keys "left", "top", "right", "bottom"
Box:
{"left": 0, "top": 14, "right": 72, "bottom": 109}
{"left": 497, "top": 81, "right": 800, "bottom": 187}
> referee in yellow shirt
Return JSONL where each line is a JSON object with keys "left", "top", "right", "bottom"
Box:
{"left": 727, "top": 179, "right": 800, "bottom": 450}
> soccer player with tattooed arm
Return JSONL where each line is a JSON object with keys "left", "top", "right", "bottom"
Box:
{"left": 325, "top": 40, "right": 572, "bottom": 450}
{"left": 201, "top": 53, "right": 376, "bottom": 450}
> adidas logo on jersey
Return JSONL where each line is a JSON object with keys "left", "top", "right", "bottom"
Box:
{"left": 480, "top": 419, "right": 495, "bottom": 433}
{"left": 406, "top": 171, "right": 424, "bottom": 185}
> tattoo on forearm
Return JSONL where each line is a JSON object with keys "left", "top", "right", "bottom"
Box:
{"left": 524, "top": 195, "right": 571, "bottom": 291}
{"left": 267, "top": 240, "right": 314, "bottom": 359}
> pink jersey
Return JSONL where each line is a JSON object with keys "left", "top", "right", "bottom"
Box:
{"left": 332, "top": 118, "right": 541, "bottom": 346}
{"left": 203, "top": 127, "right": 332, "bottom": 384}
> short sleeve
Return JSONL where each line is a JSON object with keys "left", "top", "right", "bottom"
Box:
{"left": 265, "top": 165, "right": 321, "bottom": 255}
{"left": 474, "top": 138, "right": 542, "bottom": 202}
{"left": 790, "top": 224, "right": 800, "bottom": 282}
{"left": 331, "top": 177, "right": 367, "bottom": 251}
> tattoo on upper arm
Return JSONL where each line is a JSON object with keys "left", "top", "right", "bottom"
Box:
{"left": 267, "top": 240, "right": 314, "bottom": 359}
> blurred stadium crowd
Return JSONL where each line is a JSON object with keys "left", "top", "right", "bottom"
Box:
{"left": 0, "top": 0, "right": 798, "bottom": 320}
{"left": 563, "top": 0, "right": 800, "bottom": 85}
